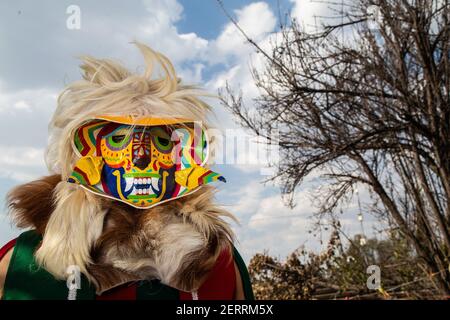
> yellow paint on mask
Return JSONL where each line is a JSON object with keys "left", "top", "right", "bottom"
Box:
{"left": 72, "top": 156, "right": 104, "bottom": 185}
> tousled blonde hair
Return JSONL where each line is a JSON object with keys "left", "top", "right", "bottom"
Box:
{"left": 36, "top": 42, "right": 218, "bottom": 280}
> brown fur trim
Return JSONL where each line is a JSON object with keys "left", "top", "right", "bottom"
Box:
{"left": 7, "top": 175, "right": 236, "bottom": 293}
{"left": 157, "top": 188, "right": 235, "bottom": 291}
{"left": 89, "top": 186, "right": 235, "bottom": 292}
{"left": 7, "top": 175, "right": 61, "bottom": 235}
{"left": 86, "top": 263, "right": 140, "bottom": 293}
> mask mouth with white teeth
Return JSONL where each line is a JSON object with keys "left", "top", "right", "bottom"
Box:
{"left": 68, "top": 115, "right": 225, "bottom": 209}
{"left": 124, "top": 175, "right": 161, "bottom": 196}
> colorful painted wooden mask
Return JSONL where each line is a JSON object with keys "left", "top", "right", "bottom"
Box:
{"left": 68, "top": 116, "right": 225, "bottom": 209}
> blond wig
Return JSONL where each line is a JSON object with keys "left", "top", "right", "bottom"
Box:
{"left": 30, "top": 43, "right": 226, "bottom": 281}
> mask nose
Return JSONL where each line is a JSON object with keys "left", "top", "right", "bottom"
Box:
{"left": 133, "top": 146, "right": 151, "bottom": 170}
{"left": 133, "top": 157, "right": 150, "bottom": 170}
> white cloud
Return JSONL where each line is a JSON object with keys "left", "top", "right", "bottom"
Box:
{"left": 206, "top": 2, "right": 277, "bottom": 103}
{"left": 248, "top": 192, "right": 313, "bottom": 229}
{"left": 139, "top": 0, "right": 209, "bottom": 67}
{"left": 0, "top": 146, "right": 46, "bottom": 182}
{"left": 0, "top": 0, "right": 210, "bottom": 90}
{"left": 0, "top": 87, "right": 57, "bottom": 149}
{"left": 210, "top": 2, "right": 276, "bottom": 63}
{"left": 208, "top": 65, "right": 241, "bottom": 90}
{"left": 290, "top": 0, "right": 332, "bottom": 32}
{"left": 224, "top": 180, "right": 267, "bottom": 218}
{"left": 222, "top": 176, "right": 321, "bottom": 261}
{"left": 176, "top": 63, "right": 205, "bottom": 85}
{"left": 13, "top": 100, "right": 32, "bottom": 111}
{"left": 0, "top": 85, "right": 57, "bottom": 113}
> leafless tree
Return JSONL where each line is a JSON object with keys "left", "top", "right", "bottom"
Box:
{"left": 220, "top": 0, "right": 450, "bottom": 294}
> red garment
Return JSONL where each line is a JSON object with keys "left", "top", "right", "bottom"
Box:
{"left": 179, "top": 249, "right": 236, "bottom": 300}
{"left": 96, "top": 283, "right": 137, "bottom": 300}
{"left": 0, "top": 238, "right": 16, "bottom": 261}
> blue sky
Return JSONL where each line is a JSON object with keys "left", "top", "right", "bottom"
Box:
{"left": 0, "top": 0, "right": 376, "bottom": 263}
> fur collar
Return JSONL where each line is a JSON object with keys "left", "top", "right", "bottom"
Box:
{"left": 7, "top": 175, "right": 235, "bottom": 294}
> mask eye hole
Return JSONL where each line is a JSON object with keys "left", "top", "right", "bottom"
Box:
{"left": 151, "top": 127, "right": 173, "bottom": 153}
{"left": 112, "top": 135, "right": 125, "bottom": 143}
{"left": 156, "top": 136, "right": 170, "bottom": 147}
{"left": 105, "top": 126, "right": 132, "bottom": 150}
